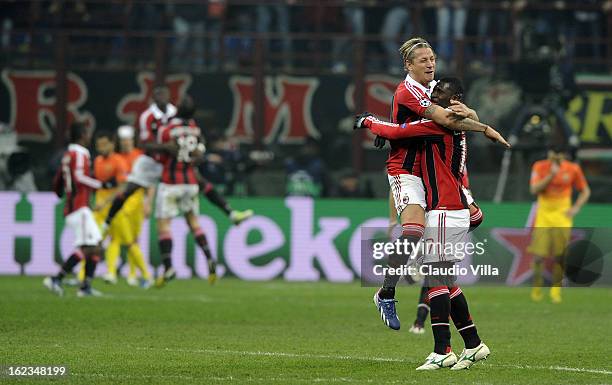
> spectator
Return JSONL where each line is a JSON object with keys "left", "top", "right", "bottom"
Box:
{"left": 331, "top": 169, "right": 374, "bottom": 198}
{"left": 168, "top": 2, "right": 207, "bottom": 71}
{"left": 285, "top": 137, "right": 326, "bottom": 197}
{"left": 435, "top": 0, "right": 469, "bottom": 72}
{"left": 256, "top": 1, "right": 293, "bottom": 69}
{"left": 381, "top": 3, "right": 412, "bottom": 74}
{"left": 331, "top": 0, "right": 365, "bottom": 73}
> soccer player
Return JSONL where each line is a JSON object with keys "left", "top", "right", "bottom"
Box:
{"left": 372, "top": 36, "right": 497, "bottom": 331}
{"left": 528, "top": 145, "right": 590, "bottom": 303}
{"left": 356, "top": 77, "right": 509, "bottom": 370}
{"left": 155, "top": 96, "right": 217, "bottom": 287}
{"left": 101, "top": 86, "right": 252, "bottom": 234}
{"left": 44, "top": 122, "right": 108, "bottom": 297}
{"left": 91, "top": 131, "right": 153, "bottom": 288}
{"left": 116, "top": 125, "right": 154, "bottom": 287}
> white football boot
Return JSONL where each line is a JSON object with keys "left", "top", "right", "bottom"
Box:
{"left": 450, "top": 342, "right": 490, "bottom": 370}
{"left": 416, "top": 351, "right": 457, "bottom": 370}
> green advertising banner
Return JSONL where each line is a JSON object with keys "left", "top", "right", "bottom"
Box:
{"left": 1, "top": 192, "right": 610, "bottom": 285}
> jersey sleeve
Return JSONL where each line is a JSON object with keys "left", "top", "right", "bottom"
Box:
{"left": 396, "top": 85, "right": 431, "bottom": 117}
{"left": 572, "top": 164, "right": 588, "bottom": 191}
{"left": 139, "top": 111, "right": 152, "bottom": 142}
{"left": 365, "top": 116, "right": 444, "bottom": 139}
{"left": 74, "top": 152, "right": 102, "bottom": 189}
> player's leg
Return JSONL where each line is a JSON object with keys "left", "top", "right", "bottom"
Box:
{"left": 44, "top": 248, "right": 85, "bottom": 296}
{"left": 185, "top": 211, "right": 217, "bottom": 284}
{"left": 409, "top": 285, "right": 429, "bottom": 334}
{"left": 449, "top": 286, "right": 490, "bottom": 370}
{"left": 374, "top": 175, "right": 426, "bottom": 330}
{"left": 103, "top": 236, "right": 121, "bottom": 284}
{"left": 184, "top": 183, "right": 217, "bottom": 284}
{"left": 78, "top": 244, "right": 103, "bottom": 297}
{"left": 154, "top": 183, "right": 177, "bottom": 287}
{"left": 416, "top": 278, "right": 457, "bottom": 370}
{"left": 103, "top": 182, "right": 142, "bottom": 233}
{"left": 127, "top": 242, "right": 152, "bottom": 288}
{"left": 195, "top": 170, "right": 253, "bottom": 225}
{"left": 550, "top": 227, "right": 570, "bottom": 303}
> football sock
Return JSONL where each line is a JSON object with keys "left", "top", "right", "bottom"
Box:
{"left": 379, "top": 223, "right": 424, "bottom": 299}
{"left": 56, "top": 250, "right": 84, "bottom": 280}
{"left": 105, "top": 238, "right": 121, "bottom": 277}
{"left": 428, "top": 286, "right": 451, "bottom": 354}
{"left": 128, "top": 243, "right": 151, "bottom": 280}
{"left": 532, "top": 257, "right": 543, "bottom": 287}
{"left": 159, "top": 233, "right": 173, "bottom": 271}
{"left": 450, "top": 287, "right": 481, "bottom": 349}
{"left": 202, "top": 182, "right": 231, "bottom": 216}
{"left": 81, "top": 254, "right": 100, "bottom": 290}
{"left": 194, "top": 229, "right": 215, "bottom": 274}
{"left": 415, "top": 285, "right": 430, "bottom": 326}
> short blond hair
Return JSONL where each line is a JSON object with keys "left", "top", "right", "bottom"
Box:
{"left": 399, "top": 37, "right": 433, "bottom": 63}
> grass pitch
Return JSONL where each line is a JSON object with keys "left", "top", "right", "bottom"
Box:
{"left": 1, "top": 276, "right": 611, "bottom": 384}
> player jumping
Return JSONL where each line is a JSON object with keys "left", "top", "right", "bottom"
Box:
{"left": 154, "top": 96, "right": 217, "bottom": 287}
{"left": 372, "top": 37, "right": 497, "bottom": 331}
{"left": 356, "top": 77, "right": 509, "bottom": 370}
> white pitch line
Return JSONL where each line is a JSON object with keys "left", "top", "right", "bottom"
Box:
{"left": 137, "top": 346, "right": 612, "bottom": 376}
{"left": 135, "top": 346, "right": 405, "bottom": 363}
{"left": 484, "top": 363, "right": 612, "bottom": 376}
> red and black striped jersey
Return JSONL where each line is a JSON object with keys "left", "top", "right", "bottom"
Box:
{"left": 386, "top": 75, "right": 437, "bottom": 177}
{"left": 157, "top": 117, "right": 201, "bottom": 185}
{"left": 364, "top": 116, "right": 468, "bottom": 211}
{"left": 56, "top": 144, "right": 102, "bottom": 216}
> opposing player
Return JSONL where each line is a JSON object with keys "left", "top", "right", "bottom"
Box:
{"left": 116, "top": 125, "right": 154, "bottom": 287}
{"left": 357, "top": 77, "right": 508, "bottom": 370}
{"left": 155, "top": 96, "right": 217, "bottom": 287}
{"left": 528, "top": 145, "right": 590, "bottom": 303}
{"left": 44, "top": 122, "right": 108, "bottom": 297}
{"left": 372, "top": 37, "right": 497, "bottom": 331}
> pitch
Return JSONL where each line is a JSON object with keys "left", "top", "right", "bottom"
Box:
{"left": 1, "top": 277, "right": 611, "bottom": 384}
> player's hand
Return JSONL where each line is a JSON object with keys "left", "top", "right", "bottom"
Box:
{"left": 102, "top": 178, "right": 118, "bottom": 189}
{"left": 374, "top": 135, "right": 387, "bottom": 149}
{"left": 566, "top": 206, "right": 579, "bottom": 218}
{"left": 354, "top": 112, "right": 374, "bottom": 129}
{"left": 166, "top": 141, "right": 179, "bottom": 156}
{"left": 550, "top": 161, "right": 561, "bottom": 176}
{"left": 449, "top": 100, "right": 475, "bottom": 119}
{"left": 484, "top": 126, "right": 511, "bottom": 148}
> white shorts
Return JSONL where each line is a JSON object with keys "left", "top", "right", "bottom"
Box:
{"left": 421, "top": 209, "right": 470, "bottom": 264}
{"left": 127, "top": 155, "right": 163, "bottom": 188}
{"left": 65, "top": 207, "right": 102, "bottom": 247}
{"left": 388, "top": 174, "right": 426, "bottom": 215}
{"left": 155, "top": 183, "right": 199, "bottom": 219}
{"left": 462, "top": 186, "right": 475, "bottom": 206}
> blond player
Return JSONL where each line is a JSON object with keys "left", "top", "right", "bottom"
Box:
{"left": 528, "top": 145, "right": 590, "bottom": 303}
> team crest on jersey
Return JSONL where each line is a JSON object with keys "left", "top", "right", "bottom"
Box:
{"left": 419, "top": 99, "right": 431, "bottom": 108}
{"left": 402, "top": 196, "right": 409, "bottom": 205}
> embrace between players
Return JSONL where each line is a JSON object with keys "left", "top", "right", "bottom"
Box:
{"left": 45, "top": 88, "right": 253, "bottom": 297}
{"left": 353, "top": 37, "right": 510, "bottom": 371}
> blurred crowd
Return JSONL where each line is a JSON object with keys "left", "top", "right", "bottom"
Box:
{"left": 1, "top": 0, "right": 611, "bottom": 72}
